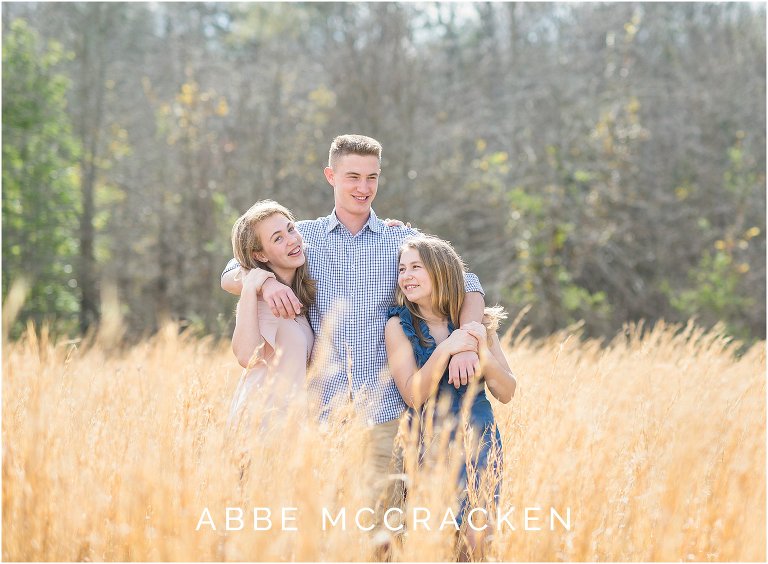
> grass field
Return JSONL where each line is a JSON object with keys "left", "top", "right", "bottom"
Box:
{"left": 2, "top": 319, "right": 765, "bottom": 561}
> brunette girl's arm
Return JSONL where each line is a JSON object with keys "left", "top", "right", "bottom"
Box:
{"left": 385, "top": 318, "right": 477, "bottom": 409}
{"left": 464, "top": 323, "right": 517, "bottom": 403}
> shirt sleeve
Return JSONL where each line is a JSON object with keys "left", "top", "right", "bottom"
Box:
{"left": 463, "top": 272, "right": 484, "bottom": 296}
{"left": 221, "top": 258, "right": 240, "bottom": 279}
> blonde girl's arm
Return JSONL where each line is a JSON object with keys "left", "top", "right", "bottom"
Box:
{"left": 231, "top": 270, "right": 275, "bottom": 368}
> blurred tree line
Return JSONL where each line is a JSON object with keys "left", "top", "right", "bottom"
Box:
{"left": 2, "top": 2, "right": 765, "bottom": 342}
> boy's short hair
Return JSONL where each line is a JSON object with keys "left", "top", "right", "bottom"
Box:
{"left": 328, "top": 134, "right": 382, "bottom": 168}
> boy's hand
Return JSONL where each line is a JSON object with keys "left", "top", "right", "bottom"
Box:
{"left": 384, "top": 218, "right": 411, "bottom": 228}
{"left": 262, "top": 277, "right": 302, "bottom": 319}
{"left": 448, "top": 350, "right": 480, "bottom": 388}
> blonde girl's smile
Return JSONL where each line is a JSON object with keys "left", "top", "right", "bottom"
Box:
{"left": 254, "top": 215, "right": 306, "bottom": 271}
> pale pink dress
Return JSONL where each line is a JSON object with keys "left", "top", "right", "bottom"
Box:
{"left": 228, "top": 296, "right": 314, "bottom": 425}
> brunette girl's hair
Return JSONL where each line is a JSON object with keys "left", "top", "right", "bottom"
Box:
{"left": 396, "top": 234, "right": 505, "bottom": 346}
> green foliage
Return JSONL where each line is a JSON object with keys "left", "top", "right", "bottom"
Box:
{"left": 510, "top": 134, "right": 620, "bottom": 333}
{"left": 664, "top": 248, "right": 760, "bottom": 344}
{"left": 476, "top": 139, "right": 614, "bottom": 335}
{"left": 665, "top": 141, "right": 763, "bottom": 342}
{"left": 667, "top": 248, "right": 753, "bottom": 340}
{"left": 2, "top": 19, "right": 82, "bottom": 336}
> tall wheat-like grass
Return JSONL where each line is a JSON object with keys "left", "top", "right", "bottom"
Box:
{"left": 2, "top": 319, "right": 765, "bottom": 561}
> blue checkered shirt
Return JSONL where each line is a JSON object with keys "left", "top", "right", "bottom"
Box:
{"left": 222, "top": 209, "right": 484, "bottom": 425}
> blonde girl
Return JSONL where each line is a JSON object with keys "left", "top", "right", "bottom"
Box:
{"left": 228, "top": 200, "right": 316, "bottom": 424}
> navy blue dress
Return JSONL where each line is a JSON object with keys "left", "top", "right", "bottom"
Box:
{"left": 389, "top": 306, "right": 502, "bottom": 524}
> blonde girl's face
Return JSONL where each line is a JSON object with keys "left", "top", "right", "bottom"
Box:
{"left": 253, "top": 213, "right": 305, "bottom": 270}
{"left": 398, "top": 247, "right": 433, "bottom": 304}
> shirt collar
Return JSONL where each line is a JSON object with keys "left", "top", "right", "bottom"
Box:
{"left": 326, "top": 208, "right": 384, "bottom": 234}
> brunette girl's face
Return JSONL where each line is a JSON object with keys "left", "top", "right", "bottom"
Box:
{"left": 254, "top": 213, "right": 305, "bottom": 272}
{"left": 398, "top": 247, "right": 433, "bottom": 304}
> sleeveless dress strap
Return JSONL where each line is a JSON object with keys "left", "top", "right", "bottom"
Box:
{"left": 388, "top": 306, "right": 431, "bottom": 367}
{"left": 388, "top": 305, "right": 454, "bottom": 368}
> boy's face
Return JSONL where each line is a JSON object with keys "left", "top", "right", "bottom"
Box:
{"left": 324, "top": 154, "right": 380, "bottom": 220}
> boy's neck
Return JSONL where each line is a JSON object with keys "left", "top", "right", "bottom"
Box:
{"left": 336, "top": 209, "right": 370, "bottom": 236}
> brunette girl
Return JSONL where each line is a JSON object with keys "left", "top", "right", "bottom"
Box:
{"left": 385, "top": 234, "right": 516, "bottom": 557}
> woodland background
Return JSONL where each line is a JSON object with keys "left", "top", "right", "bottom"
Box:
{"left": 2, "top": 2, "right": 766, "bottom": 342}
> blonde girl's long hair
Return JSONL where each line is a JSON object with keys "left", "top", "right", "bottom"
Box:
{"left": 231, "top": 200, "right": 316, "bottom": 313}
{"left": 395, "top": 234, "right": 505, "bottom": 346}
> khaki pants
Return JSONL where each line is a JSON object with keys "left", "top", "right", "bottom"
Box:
{"left": 362, "top": 418, "right": 405, "bottom": 535}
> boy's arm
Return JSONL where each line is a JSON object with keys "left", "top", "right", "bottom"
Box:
{"left": 449, "top": 289, "right": 485, "bottom": 388}
{"left": 447, "top": 272, "right": 485, "bottom": 387}
{"left": 221, "top": 259, "right": 243, "bottom": 296}
{"left": 221, "top": 260, "right": 301, "bottom": 318}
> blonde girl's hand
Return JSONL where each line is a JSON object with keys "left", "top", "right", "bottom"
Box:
{"left": 446, "top": 328, "right": 481, "bottom": 387}
{"left": 233, "top": 265, "right": 250, "bottom": 282}
{"left": 241, "top": 268, "right": 276, "bottom": 294}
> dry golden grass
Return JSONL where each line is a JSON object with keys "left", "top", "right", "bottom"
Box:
{"left": 2, "top": 319, "right": 765, "bottom": 561}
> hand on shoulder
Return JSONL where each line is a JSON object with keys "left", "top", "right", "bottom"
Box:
{"left": 242, "top": 268, "right": 276, "bottom": 294}
{"left": 383, "top": 218, "right": 411, "bottom": 228}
